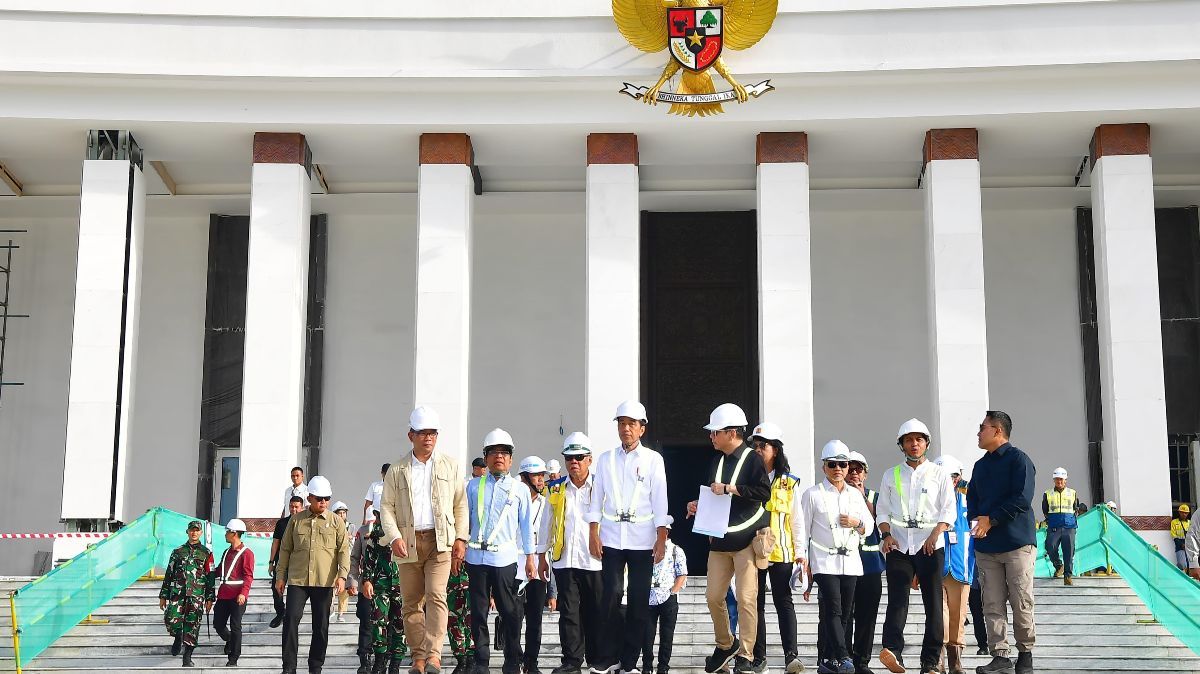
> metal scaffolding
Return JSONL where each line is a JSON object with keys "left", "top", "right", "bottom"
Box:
{"left": 0, "top": 229, "right": 27, "bottom": 407}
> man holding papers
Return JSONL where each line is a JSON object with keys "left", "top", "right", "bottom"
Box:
{"left": 686, "top": 403, "right": 772, "bottom": 674}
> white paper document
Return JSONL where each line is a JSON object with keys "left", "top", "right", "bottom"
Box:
{"left": 693, "top": 486, "right": 732, "bottom": 538}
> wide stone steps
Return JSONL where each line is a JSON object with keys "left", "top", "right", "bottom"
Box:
{"left": 0, "top": 576, "right": 1196, "bottom": 673}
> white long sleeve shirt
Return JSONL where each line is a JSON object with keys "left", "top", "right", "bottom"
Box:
{"left": 795, "top": 479, "right": 874, "bottom": 576}
{"left": 552, "top": 475, "right": 602, "bottom": 572}
{"left": 586, "top": 444, "right": 670, "bottom": 550}
{"left": 875, "top": 460, "right": 957, "bottom": 555}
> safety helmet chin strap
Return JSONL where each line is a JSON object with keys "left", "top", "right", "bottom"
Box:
{"left": 900, "top": 438, "right": 929, "bottom": 465}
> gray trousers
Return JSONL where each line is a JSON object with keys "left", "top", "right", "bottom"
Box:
{"left": 975, "top": 545, "right": 1036, "bottom": 656}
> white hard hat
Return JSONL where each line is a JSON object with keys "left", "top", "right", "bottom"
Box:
{"left": 519, "top": 455, "right": 548, "bottom": 474}
{"left": 307, "top": 475, "right": 333, "bottom": 498}
{"left": 614, "top": 400, "right": 649, "bottom": 424}
{"left": 562, "top": 431, "right": 593, "bottom": 456}
{"left": 226, "top": 518, "right": 247, "bottom": 533}
{"left": 704, "top": 403, "right": 749, "bottom": 431}
{"left": 897, "top": 418, "right": 931, "bottom": 442}
{"left": 750, "top": 422, "right": 784, "bottom": 443}
{"left": 332, "top": 500, "right": 348, "bottom": 513}
{"left": 936, "top": 455, "right": 963, "bottom": 476}
{"left": 483, "top": 428, "right": 515, "bottom": 450}
{"left": 410, "top": 405, "right": 440, "bottom": 431}
{"left": 1052, "top": 467, "right": 1068, "bottom": 479}
{"left": 547, "top": 459, "right": 561, "bottom": 474}
{"left": 848, "top": 450, "right": 869, "bottom": 471}
{"left": 1105, "top": 500, "right": 1118, "bottom": 511}
{"left": 821, "top": 440, "right": 852, "bottom": 462}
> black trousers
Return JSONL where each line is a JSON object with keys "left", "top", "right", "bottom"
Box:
{"left": 468, "top": 562, "right": 523, "bottom": 672}
{"left": 882, "top": 549, "right": 945, "bottom": 668}
{"left": 521, "top": 578, "right": 549, "bottom": 669}
{"left": 754, "top": 562, "right": 798, "bottom": 661}
{"left": 213, "top": 598, "right": 246, "bottom": 660}
{"left": 968, "top": 583, "right": 987, "bottom": 648}
{"left": 599, "top": 547, "right": 653, "bottom": 671}
{"left": 846, "top": 572, "right": 882, "bottom": 665}
{"left": 554, "top": 567, "right": 603, "bottom": 668}
{"left": 642, "top": 594, "right": 679, "bottom": 672}
{"left": 814, "top": 574, "right": 856, "bottom": 662}
{"left": 282, "top": 585, "right": 334, "bottom": 671}
{"left": 356, "top": 592, "right": 373, "bottom": 660}
{"left": 272, "top": 570, "right": 286, "bottom": 617}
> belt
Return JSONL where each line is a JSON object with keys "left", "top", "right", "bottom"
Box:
{"left": 467, "top": 540, "right": 511, "bottom": 551}
{"left": 811, "top": 541, "right": 854, "bottom": 556}
{"left": 415, "top": 529, "right": 436, "bottom": 536}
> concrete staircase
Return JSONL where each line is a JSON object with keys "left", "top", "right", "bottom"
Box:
{"left": 1, "top": 575, "right": 1196, "bottom": 673}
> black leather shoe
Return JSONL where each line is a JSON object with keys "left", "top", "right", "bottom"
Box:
{"left": 975, "top": 657, "right": 1013, "bottom": 674}
{"left": 270, "top": 614, "right": 284, "bottom": 628}
{"left": 1013, "top": 653, "right": 1032, "bottom": 674}
{"left": 170, "top": 634, "right": 183, "bottom": 656}
{"left": 552, "top": 666, "right": 581, "bottom": 674}
{"left": 705, "top": 646, "right": 738, "bottom": 674}
{"left": 226, "top": 659, "right": 238, "bottom": 667}
{"left": 181, "top": 646, "right": 195, "bottom": 668}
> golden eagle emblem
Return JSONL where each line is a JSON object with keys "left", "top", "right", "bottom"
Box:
{"left": 614, "top": 0, "right": 778, "bottom": 116}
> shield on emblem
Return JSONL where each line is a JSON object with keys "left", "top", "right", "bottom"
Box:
{"left": 667, "top": 6, "right": 722, "bottom": 71}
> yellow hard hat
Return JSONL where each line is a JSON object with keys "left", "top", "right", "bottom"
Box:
{"left": 1179, "top": 504, "right": 1191, "bottom": 513}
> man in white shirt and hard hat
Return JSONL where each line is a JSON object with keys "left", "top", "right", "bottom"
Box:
{"left": 547, "top": 432, "right": 604, "bottom": 674}
{"left": 380, "top": 406, "right": 471, "bottom": 674}
{"left": 1040, "top": 467, "right": 1079, "bottom": 586}
{"left": 875, "top": 419, "right": 957, "bottom": 674}
{"left": 464, "top": 428, "right": 538, "bottom": 674}
{"left": 516, "top": 455, "right": 554, "bottom": 674}
{"left": 685, "top": 403, "right": 772, "bottom": 674}
{"left": 587, "top": 400, "right": 671, "bottom": 674}
{"left": 795, "top": 440, "right": 874, "bottom": 674}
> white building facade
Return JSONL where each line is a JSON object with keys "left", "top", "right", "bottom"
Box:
{"left": 0, "top": 0, "right": 1197, "bottom": 572}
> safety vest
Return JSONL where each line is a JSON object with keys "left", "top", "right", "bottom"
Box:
{"left": 942, "top": 490, "right": 974, "bottom": 584}
{"left": 766, "top": 473, "right": 802, "bottom": 563}
{"left": 469, "top": 475, "right": 518, "bottom": 551}
{"left": 547, "top": 474, "right": 592, "bottom": 562}
{"left": 1044, "top": 487, "right": 1077, "bottom": 529}
{"left": 602, "top": 449, "right": 654, "bottom": 524}
{"left": 810, "top": 483, "right": 861, "bottom": 556}
{"left": 889, "top": 464, "right": 940, "bottom": 529}
{"left": 860, "top": 489, "right": 881, "bottom": 553}
{"left": 717, "top": 448, "right": 766, "bottom": 533}
{"left": 1171, "top": 517, "right": 1190, "bottom": 540}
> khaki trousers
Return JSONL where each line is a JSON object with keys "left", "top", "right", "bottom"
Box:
{"left": 706, "top": 546, "right": 760, "bottom": 658}
{"left": 975, "top": 545, "right": 1036, "bottom": 656}
{"left": 397, "top": 530, "right": 453, "bottom": 662}
{"left": 941, "top": 576, "right": 970, "bottom": 647}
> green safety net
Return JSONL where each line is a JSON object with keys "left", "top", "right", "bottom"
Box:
{"left": 10, "top": 507, "right": 279, "bottom": 669}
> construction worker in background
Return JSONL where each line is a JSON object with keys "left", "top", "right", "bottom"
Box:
{"left": 846, "top": 450, "right": 884, "bottom": 674}
{"left": 516, "top": 455, "right": 554, "bottom": 674}
{"left": 749, "top": 421, "right": 804, "bottom": 674}
{"left": 548, "top": 459, "right": 563, "bottom": 482}
{"left": 933, "top": 456, "right": 973, "bottom": 674}
{"left": 876, "top": 419, "right": 956, "bottom": 674}
{"left": 795, "top": 440, "right": 873, "bottom": 674}
{"left": 465, "top": 428, "right": 538, "bottom": 674}
{"left": 686, "top": 403, "right": 772, "bottom": 674}
{"left": 548, "top": 432, "right": 604, "bottom": 674}
{"left": 159, "top": 520, "right": 214, "bottom": 668}
{"left": 1041, "top": 468, "right": 1079, "bottom": 585}
{"left": 333, "top": 501, "right": 357, "bottom": 622}
{"left": 214, "top": 519, "right": 255, "bottom": 668}
{"left": 1170, "top": 504, "right": 1192, "bottom": 571}
{"left": 472, "top": 457, "right": 488, "bottom": 479}
{"left": 363, "top": 499, "right": 410, "bottom": 674}
{"left": 588, "top": 400, "right": 671, "bottom": 674}
{"left": 271, "top": 496, "right": 307, "bottom": 628}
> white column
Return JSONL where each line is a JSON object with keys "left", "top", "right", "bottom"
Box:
{"left": 414, "top": 134, "right": 475, "bottom": 467}
{"left": 922, "top": 129, "right": 989, "bottom": 466}
{"left": 238, "top": 133, "right": 312, "bottom": 518}
{"left": 1089, "top": 123, "right": 1171, "bottom": 522}
{"left": 755, "top": 133, "right": 814, "bottom": 486}
{"left": 60, "top": 132, "right": 146, "bottom": 525}
{"left": 585, "top": 134, "right": 640, "bottom": 451}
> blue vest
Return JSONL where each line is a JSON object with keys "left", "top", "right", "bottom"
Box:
{"left": 859, "top": 489, "right": 886, "bottom": 575}
{"left": 943, "top": 490, "right": 975, "bottom": 584}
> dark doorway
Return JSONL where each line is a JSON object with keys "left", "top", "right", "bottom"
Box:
{"left": 640, "top": 210, "right": 759, "bottom": 575}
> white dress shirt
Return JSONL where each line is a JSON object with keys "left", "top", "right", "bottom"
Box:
{"left": 586, "top": 444, "right": 670, "bottom": 550}
{"left": 875, "top": 459, "right": 957, "bottom": 555}
{"left": 553, "top": 474, "right": 602, "bottom": 572}
{"left": 517, "top": 490, "right": 552, "bottom": 581}
{"left": 795, "top": 479, "right": 874, "bottom": 576}
{"left": 411, "top": 454, "right": 436, "bottom": 531}
{"left": 283, "top": 483, "right": 308, "bottom": 513}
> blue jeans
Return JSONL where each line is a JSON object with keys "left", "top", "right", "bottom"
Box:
{"left": 1045, "top": 527, "right": 1076, "bottom": 577}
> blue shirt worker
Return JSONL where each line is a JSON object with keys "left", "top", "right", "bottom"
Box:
{"left": 967, "top": 411, "right": 1036, "bottom": 674}
{"left": 934, "top": 455, "right": 974, "bottom": 674}
{"left": 1040, "top": 468, "right": 1079, "bottom": 585}
{"left": 465, "top": 428, "right": 537, "bottom": 674}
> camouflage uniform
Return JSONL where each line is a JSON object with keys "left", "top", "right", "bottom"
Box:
{"left": 363, "top": 522, "right": 409, "bottom": 660}
{"left": 447, "top": 563, "right": 474, "bottom": 660}
{"left": 159, "top": 541, "right": 215, "bottom": 648}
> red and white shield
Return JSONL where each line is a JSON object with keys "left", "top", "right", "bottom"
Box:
{"left": 667, "top": 6, "right": 722, "bottom": 71}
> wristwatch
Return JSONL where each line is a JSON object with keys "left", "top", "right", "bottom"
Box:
{"left": 880, "top": 531, "right": 892, "bottom": 539}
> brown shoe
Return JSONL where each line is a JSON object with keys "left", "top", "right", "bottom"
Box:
{"left": 879, "top": 650, "right": 905, "bottom": 674}
{"left": 946, "top": 646, "right": 965, "bottom": 674}
{"left": 1064, "top": 576, "right": 1074, "bottom": 586}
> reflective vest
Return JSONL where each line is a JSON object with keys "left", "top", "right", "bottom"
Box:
{"left": 718, "top": 448, "right": 766, "bottom": 533}
{"left": 889, "top": 465, "right": 940, "bottom": 529}
{"left": 1171, "top": 517, "right": 1190, "bottom": 540}
{"left": 602, "top": 450, "right": 654, "bottom": 524}
{"left": 942, "top": 491, "right": 974, "bottom": 584}
{"left": 766, "top": 473, "right": 802, "bottom": 563}
{"left": 1044, "top": 488, "right": 1077, "bottom": 529}
{"left": 547, "top": 474, "right": 592, "bottom": 562}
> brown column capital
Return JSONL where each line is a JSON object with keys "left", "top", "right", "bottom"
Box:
{"left": 923, "top": 129, "right": 979, "bottom": 166}
{"left": 420, "top": 133, "right": 474, "bottom": 165}
{"left": 252, "top": 132, "right": 310, "bottom": 166}
{"left": 756, "top": 132, "right": 808, "bottom": 165}
{"left": 1090, "top": 123, "right": 1151, "bottom": 169}
{"left": 587, "top": 133, "right": 639, "bottom": 165}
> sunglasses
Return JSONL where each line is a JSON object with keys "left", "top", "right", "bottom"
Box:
{"left": 847, "top": 464, "right": 865, "bottom": 472}
{"left": 825, "top": 461, "right": 850, "bottom": 469}
{"left": 312, "top": 495, "right": 331, "bottom": 502}
{"left": 564, "top": 456, "right": 587, "bottom": 462}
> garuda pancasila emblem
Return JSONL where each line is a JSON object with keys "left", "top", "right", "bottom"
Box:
{"left": 614, "top": 0, "right": 778, "bottom": 117}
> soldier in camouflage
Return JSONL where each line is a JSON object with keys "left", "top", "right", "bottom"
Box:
{"left": 447, "top": 563, "right": 474, "bottom": 674}
{"left": 158, "top": 520, "right": 215, "bottom": 668}
{"left": 362, "top": 519, "right": 409, "bottom": 674}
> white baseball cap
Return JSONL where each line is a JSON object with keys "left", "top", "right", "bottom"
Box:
{"left": 409, "top": 405, "right": 440, "bottom": 432}
{"left": 226, "top": 519, "right": 247, "bottom": 533}
{"left": 704, "top": 403, "right": 748, "bottom": 431}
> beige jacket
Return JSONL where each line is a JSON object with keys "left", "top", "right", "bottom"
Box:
{"left": 380, "top": 450, "right": 469, "bottom": 563}
{"left": 277, "top": 508, "right": 351, "bottom": 587}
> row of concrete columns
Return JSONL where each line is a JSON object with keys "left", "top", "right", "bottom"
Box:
{"left": 57, "top": 125, "right": 1170, "bottom": 525}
